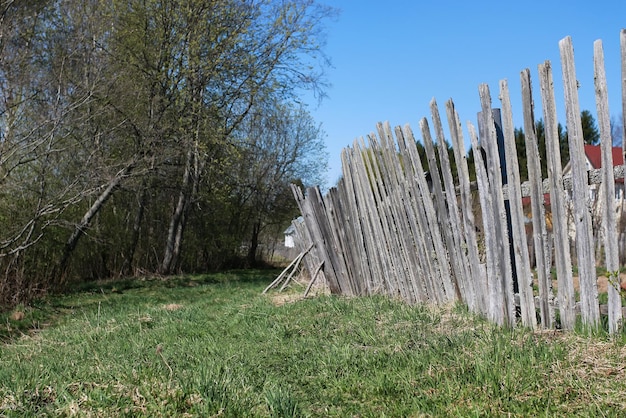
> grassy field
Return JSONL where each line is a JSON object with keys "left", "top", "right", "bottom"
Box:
{"left": 2, "top": 270, "right": 626, "bottom": 417}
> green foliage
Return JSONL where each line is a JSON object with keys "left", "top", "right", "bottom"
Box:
{"left": 0, "top": 0, "right": 334, "bottom": 307}
{"left": 2, "top": 272, "right": 626, "bottom": 416}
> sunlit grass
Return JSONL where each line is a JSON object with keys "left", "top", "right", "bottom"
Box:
{"left": 1, "top": 270, "right": 626, "bottom": 416}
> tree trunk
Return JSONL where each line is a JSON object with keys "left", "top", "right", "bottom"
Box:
{"left": 120, "top": 183, "right": 147, "bottom": 276}
{"left": 247, "top": 220, "right": 261, "bottom": 267}
{"left": 58, "top": 164, "right": 133, "bottom": 282}
{"left": 160, "top": 149, "right": 193, "bottom": 275}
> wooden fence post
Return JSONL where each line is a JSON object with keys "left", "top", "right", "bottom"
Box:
{"left": 594, "top": 39, "right": 622, "bottom": 333}
{"left": 445, "top": 100, "right": 486, "bottom": 314}
{"left": 478, "top": 84, "right": 516, "bottom": 327}
{"left": 560, "top": 36, "right": 600, "bottom": 328}
{"left": 538, "top": 61, "right": 576, "bottom": 330}
{"left": 520, "top": 69, "right": 555, "bottom": 328}
{"left": 500, "top": 79, "right": 538, "bottom": 329}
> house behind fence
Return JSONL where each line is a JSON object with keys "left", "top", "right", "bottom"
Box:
{"left": 287, "top": 32, "right": 626, "bottom": 333}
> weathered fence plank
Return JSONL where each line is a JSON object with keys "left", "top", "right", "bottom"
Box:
{"left": 337, "top": 151, "right": 372, "bottom": 294}
{"left": 399, "top": 124, "right": 452, "bottom": 303}
{"left": 478, "top": 85, "right": 516, "bottom": 327}
{"left": 377, "top": 122, "right": 423, "bottom": 302}
{"left": 430, "top": 99, "right": 470, "bottom": 304}
{"left": 359, "top": 134, "right": 408, "bottom": 299}
{"left": 538, "top": 61, "right": 576, "bottom": 330}
{"left": 468, "top": 119, "right": 506, "bottom": 325}
{"left": 594, "top": 39, "right": 622, "bottom": 334}
{"left": 560, "top": 36, "right": 600, "bottom": 328}
{"left": 345, "top": 140, "right": 388, "bottom": 294}
{"left": 445, "top": 100, "right": 486, "bottom": 314}
{"left": 420, "top": 118, "right": 459, "bottom": 303}
{"left": 499, "top": 79, "right": 538, "bottom": 329}
{"left": 521, "top": 69, "right": 555, "bottom": 328}
{"left": 378, "top": 122, "right": 427, "bottom": 303}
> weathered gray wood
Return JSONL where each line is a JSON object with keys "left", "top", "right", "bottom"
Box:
{"left": 292, "top": 211, "right": 326, "bottom": 287}
{"left": 538, "top": 61, "right": 576, "bottom": 330}
{"left": 304, "top": 260, "right": 325, "bottom": 298}
{"left": 478, "top": 84, "right": 516, "bottom": 328}
{"left": 500, "top": 79, "right": 538, "bottom": 329}
{"left": 263, "top": 243, "right": 313, "bottom": 294}
{"left": 520, "top": 69, "right": 554, "bottom": 328}
{"left": 379, "top": 122, "right": 428, "bottom": 303}
{"left": 420, "top": 118, "right": 459, "bottom": 303}
{"left": 430, "top": 99, "right": 468, "bottom": 304}
{"left": 445, "top": 100, "right": 485, "bottom": 314}
{"left": 559, "top": 36, "right": 600, "bottom": 328}
{"left": 370, "top": 124, "right": 416, "bottom": 303}
{"left": 326, "top": 186, "right": 361, "bottom": 295}
{"left": 383, "top": 121, "right": 427, "bottom": 304}
{"left": 392, "top": 126, "right": 435, "bottom": 304}
{"left": 285, "top": 31, "right": 625, "bottom": 334}
{"left": 339, "top": 150, "right": 377, "bottom": 295}
{"left": 359, "top": 133, "right": 407, "bottom": 300}
{"left": 346, "top": 141, "right": 388, "bottom": 295}
{"left": 399, "top": 124, "right": 451, "bottom": 303}
{"left": 357, "top": 134, "right": 407, "bottom": 298}
{"left": 311, "top": 186, "right": 352, "bottom": 295}
{"left": 320, "top": 187, "right": 353, "bottom": 295}
{"left": 594, "top": 39, "right": 622, "bottom": 334}
{"left": 468, "top": 119, "right": 505, "bottom": 325}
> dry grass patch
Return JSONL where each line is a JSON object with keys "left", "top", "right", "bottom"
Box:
{"left": 162, "top": 303, "right": 184, "bottom": 311}
{"left": 270, "top": 293, "right": 302, "bottom": 306}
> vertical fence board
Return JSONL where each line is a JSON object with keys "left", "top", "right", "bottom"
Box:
{"left": 326, "top": 186, "right": 360, "bottom": 295}
{"left": 322, "top": 187, "right": 355, "bottom": 295}
{"left": 538, "top": 61, "right": 577, "bottom": 330}
{"left": 520, "top": 70, "right": 555, "bottom": 328}
{"left": 309, "top": 186, "right": 351, "bottom": 295}
{"left": 594, "top": 39, "right": 622, "bottom": 333}
{"left": 391, "top": 126, "right": 435, "bottom": 304}
{"left": 399, "top": 124, "right": 452, "bottom": 303}
{"left": 380, "top": 122, "right": 429, "bottom": 303}
{"left": 560, "top": 36, "right": 600, "bottom": 328}
{"left": 420, "top": 118, "right": 459, "bottom": 302}
{"left": 291, "top": 185, "right": 340, "bottom": 293}
{"left": 339, "top": 149, "right": 375, "bottom": 294}
{"left": 467, "top": 120, "right": 504, "bottom": 325}
{"left": 361, "top": 134, "right": 409, "bottom": 300}
{"left": 445, "top": 100, "right": 485, "bottom": 314}
{"left": 349, "top": 139, "right": 393, "bottom": 295}
{"left": 383, "top": 122, "right": 428, "bottom": 304}
{"left": 371, "top": 125, "right": 417, "bottom": 303}
{"left": 478, "top": 84, "right": 516, "bottom": 327}
{"left": 500, "top": 79, "right": 538, "bottom": 329}
{"left": 430, "top": 99, "right": 470, "bottom": 304}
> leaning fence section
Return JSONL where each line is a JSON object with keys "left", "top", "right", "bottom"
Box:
{"left": 289, "top": 32, "right": 626, "bottom": 333}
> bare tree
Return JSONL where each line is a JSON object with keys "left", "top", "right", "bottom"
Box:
{"left": 233, "top": 101, "right": 327, "bottom": 266}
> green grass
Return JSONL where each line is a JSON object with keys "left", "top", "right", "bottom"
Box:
{"left": 2, "top": 270, "right": 626, "bottom": 416}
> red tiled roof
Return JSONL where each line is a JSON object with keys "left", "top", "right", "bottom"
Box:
{"left": 584, "top": 145, "right": 624, "bottom": 169}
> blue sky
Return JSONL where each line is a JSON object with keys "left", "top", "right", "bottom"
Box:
{"left": 308, "top": 1, "right": 626, "bottom": 186}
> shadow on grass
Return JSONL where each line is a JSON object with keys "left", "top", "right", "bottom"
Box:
{"left": 0, "top": 268, "right": 280, "bottom": 343}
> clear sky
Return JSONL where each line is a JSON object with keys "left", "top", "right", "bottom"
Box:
{"left": 308, "top": 0, "right": 626, "bottom": 186}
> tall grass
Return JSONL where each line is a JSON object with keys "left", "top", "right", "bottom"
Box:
{"left": 1, "top": 270, "right": 626, "bottom": 416}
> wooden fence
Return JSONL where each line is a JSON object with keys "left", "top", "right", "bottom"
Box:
{"left": 288, "top": 32, "right": 626, "bottom": 333}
